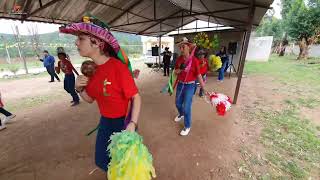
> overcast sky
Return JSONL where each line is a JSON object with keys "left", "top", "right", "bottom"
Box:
{"left": 0, "top": 0, "right": 282, "bottom": 35}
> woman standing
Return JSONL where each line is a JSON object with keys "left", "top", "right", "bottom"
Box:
{"left": 174, "top": 37, "right": 206, "bottom": 136}
{"left": 59, "top": 15, "right": 141, "bottom": 172}
{"left": 216, "top": 46, "right": 229, "bottom": 82}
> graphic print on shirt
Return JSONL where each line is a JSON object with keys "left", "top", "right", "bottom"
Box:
{"left": 103, "top": 79, "right": 112, "bottom": 96}
{"left": 60, "top": 62, "right": 67, "bottom": 72}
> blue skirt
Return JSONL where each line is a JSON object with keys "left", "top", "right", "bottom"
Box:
{"left": 95, "top": 116, "right": 125, "bottom": 172}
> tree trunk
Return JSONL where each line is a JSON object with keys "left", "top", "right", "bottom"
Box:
{"left": 14, "top": 25, "right": 29, "bottom": 74}
{"left": 272, "top": 42, "right": 281, "bottom": 54}
{"left": 298, "top": 37, "right": 308, "bottom": 60}
{"left": 279, "top": 45, "right": 287, "bottom": 56}
{"left": 279, "top": 33, "right": 288, "bottom": 56}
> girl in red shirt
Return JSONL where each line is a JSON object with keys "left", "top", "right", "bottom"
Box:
{"left": 59, "top": 15, "right": 141, "bottom": 172}
{"left": 195, "top": 48, "right": 209, "bottom": 97}
{"left": 55, "top": 47, "right": 80, "bottom": 106}
{"left": 173, "top": 37, "right": 206, "bottom": 136}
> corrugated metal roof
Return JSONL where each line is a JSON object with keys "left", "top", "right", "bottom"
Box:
{"left": 0, "top": 0, "right": 274, "bottom": 36}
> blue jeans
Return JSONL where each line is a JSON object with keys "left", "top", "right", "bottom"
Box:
{"left": 64, "top": 74, "right": 79, "bottom": 102}
{"left": 95, "top": 116, "right": 125, "bottom": 172}
{"left": 46, "top": 66, "right": 60, "bottom": 82}
{"left": 218, "top": 61, "right": 228, "bottom": 81}
{"left": 175, "top": 82, "right": 196, "bottom": 128}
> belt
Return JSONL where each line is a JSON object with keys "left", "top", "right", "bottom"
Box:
{"left": 178, "top": 80, "right": 196, "bottom": 84}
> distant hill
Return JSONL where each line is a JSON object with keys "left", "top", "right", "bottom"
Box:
{"left": 0, "top": 31, "right": 142, "bottom": 60}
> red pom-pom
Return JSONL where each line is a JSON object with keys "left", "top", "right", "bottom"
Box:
{"left": 227, "top": 96, "right": 232, "bottom": 104}
{"left": 210, "top": 94, "right": 218, "bottom": 100}
{"left": 216, "top": 102, "right": 226, "bottom": 116}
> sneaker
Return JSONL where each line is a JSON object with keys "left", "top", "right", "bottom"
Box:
{"left": 3, "top": 114, "right": 16, "bottom": 124}
{"left": 180, "top": 127, "right": 191, "bottom": 136}
{"left": 71, "top": 101, "right": 80, "bottom": 107}
{"left": 174, "top": 115, "right": 184, "bottom": 122}
{"left": 0, "top": 125, "right": 6, "bottom": 131}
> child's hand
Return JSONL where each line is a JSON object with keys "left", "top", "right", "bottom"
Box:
{"left": 126, "top": 121, "right": 137, "bottom": 132}
{"left": 75, "top": 75, "right": 88, "bottom": 91}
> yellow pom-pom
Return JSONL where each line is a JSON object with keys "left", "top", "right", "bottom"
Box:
{"left": 107, "top": 131, "right": 156, "bottom": 180}
{"left": 209, "top": 55, "right": 222, "bottom": 71}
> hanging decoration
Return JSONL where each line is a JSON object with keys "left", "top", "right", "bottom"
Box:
{"left": 193, "top": 32, "right": 220, "bottom": 50}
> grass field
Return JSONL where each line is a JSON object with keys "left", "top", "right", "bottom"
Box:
{"left": 238, "top": 55, "right": 320, "bottom": 179}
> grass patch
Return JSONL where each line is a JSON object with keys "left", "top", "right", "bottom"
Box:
{"left": 238, "top": 54, "right": 320, "bottom": 179}
{"left": 284, "top": 98, "right": 320, "bottom": 109}
{"left": 5, "top": 91, "right": 65, "bottom": 112}
{"left": 239, "top": 101, "right": 320, "bottom": 179}
{"left": 0, "top": 55, "right": 143, "bottom": 72}
{"left": 245, "top": 55, "right": 320, "bottom": 90}
{"left": 0, "top": 71, "right": 50, "bottom": 82}
{"left": 0, "top": 60, "right": 43, "bottom": 70}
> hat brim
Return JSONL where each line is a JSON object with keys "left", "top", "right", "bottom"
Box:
{"left": 59, "top": 23, "right": 120, "bottom": 53}
{"left": 176, "top": 41, "right": 195, "bottom": 47}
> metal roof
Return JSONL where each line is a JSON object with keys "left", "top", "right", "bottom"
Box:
{"left": 0, "top": 0, "right": 274, "bottom": 36}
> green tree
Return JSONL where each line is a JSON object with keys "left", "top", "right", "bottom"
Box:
{"left": 256, "top": 16, "right": 284, "bottom": 42}
{"left": 255, "top": 16, "right": 286, "bottom": 55}
{"left": 282, "top": 0, "right": 320, "bottom": 59}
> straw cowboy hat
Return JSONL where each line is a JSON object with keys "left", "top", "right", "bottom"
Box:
{"left": 176, "top": 37, "right": 195, "bottom": 47}
{"left": 59, "top": 14, "right": 132, "bottom": 72}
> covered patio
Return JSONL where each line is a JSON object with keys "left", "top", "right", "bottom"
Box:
{"left": 0, "top": 1, "right": 274, "bottom": 179}
{"left": 0, "top": 0, "right": 274, "bottom": 103}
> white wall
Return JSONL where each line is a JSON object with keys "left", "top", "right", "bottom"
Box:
{"left": 286, "top": 44, "right": 320, "bottom": 57}
{"left": 246, "top": 36, "right": 273, "bottom": 62}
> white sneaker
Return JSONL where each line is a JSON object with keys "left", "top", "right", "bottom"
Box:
{"left": 3, "top": 114, "right": 16, "bottom": 124}
{"left": 174, "top": 115, "right": 184, "bottom": 122}
{"left": 0, "top": 123, "right": 7, "bottom": 131}
{"left": 180, "top": 128, "right": 191, "bottom": 136}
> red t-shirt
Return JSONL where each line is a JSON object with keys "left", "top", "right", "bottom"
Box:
{"left": 85, "top": 57, "right": 138, "bottom": 118}
{"left": 58, "top": 58, "right": 77, "bottom": 75}
{"left": 199, "top": 58, "right": 209, "bottom": 75}
{"left": 175, "top": 55, "right": 200, "bottom": 82}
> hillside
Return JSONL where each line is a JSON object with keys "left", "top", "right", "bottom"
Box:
{"left": 0, "top": 31, "right": 142, "bottom": 60}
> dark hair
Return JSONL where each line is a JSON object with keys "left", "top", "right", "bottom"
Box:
{"left": 43, "top": 50, "right": 49, "bottom": 53}
{"left": 195, "top": 47, "right": 207, "bottom": 58}
{"left": 103, "top": 42, "right": 118, "bottom": 58}
{"left": 220, "top": 46, "right": 227, "bottom": 54}
{"left": 87, "top": 35, "right": 118, "bottom": 58}
{"left": 58, "top": 53, "right": 67, "bottom": 58}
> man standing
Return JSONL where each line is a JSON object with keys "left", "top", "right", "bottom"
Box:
{"left": 40, "top": 50, "right": 60, "bottom": 82}
{"left": 161, "top": 47, "right": 172, "bottom": 76}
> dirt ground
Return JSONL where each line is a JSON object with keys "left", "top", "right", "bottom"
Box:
{"left": 0, "top": 66, "right": 317, "bottom": 180}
